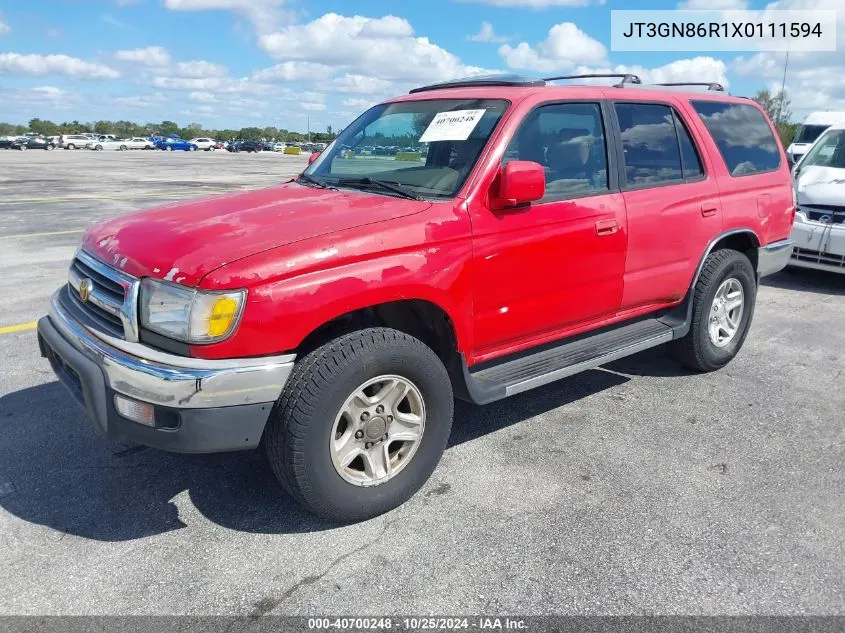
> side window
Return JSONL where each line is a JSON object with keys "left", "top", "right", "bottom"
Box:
{"left": 692, "top": 101, "right": 781, "bottom": 176}
{"left": 615, "top": 103, "right": 684, "bottom": 186}
{"left": 674, "top": 111, "right": 704, "bottom": 179}
{"left": 504, "top": 102, "right": 609, "bottom": 200}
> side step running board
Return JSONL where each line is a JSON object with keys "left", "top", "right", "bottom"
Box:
{"left": 464, "top": 319, "right": 674, "bottom": 404}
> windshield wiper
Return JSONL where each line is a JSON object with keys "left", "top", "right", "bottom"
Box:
{"left": 296, "top": 173, "right": 333, "bottom": 189}
{"left": 337, "top": 177, "right": 424, "bottom": 201}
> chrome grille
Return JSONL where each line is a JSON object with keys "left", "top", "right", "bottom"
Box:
{"left": 60, "top": 250, "right": 139, "bottom": 341}
{"left": 801, "top": 204, "right": 845, "bottom": 225}
{"left": 791, "top": 247, "right": 845, "bottom": 269}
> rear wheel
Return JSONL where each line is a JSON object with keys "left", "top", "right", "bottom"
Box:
{"left": 119, "top": 145, "right": 127, "bottom": 151}
{"left": 669, "top": 249, "right": 756, "bottom": 372}
{"left": 166, "top": 146, "right": 173, "bottom": 152}
{"left": 95, "top": 145, "right": 103, "bottom": 151}
{"left": 66, "top": 144, "right": 75, "bottom": 150}
{"left": 264, "top": 328, "right": 453, "bottom": 522}
{"left": 19, "top": 145, "right": 27, "bottom": 151}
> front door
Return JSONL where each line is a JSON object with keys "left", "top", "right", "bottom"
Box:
{"left": 469, "top": 101, "right": 627, "bottom": 362}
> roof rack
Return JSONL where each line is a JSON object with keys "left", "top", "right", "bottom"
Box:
{"left": 409, "top": 73, "right": 545, "bottom": 94}
{"left": 543, "top": 73, "right": 642, "bottom": 88}
{"left": 655, "top": 82, "right": 725, "bottom": 92}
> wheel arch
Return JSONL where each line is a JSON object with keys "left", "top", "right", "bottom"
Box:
{"left": 692, "top": 229, "right": 760, "bottom": 290}
{"left": 296, "top": 298, "right": 461, "bottom": 372}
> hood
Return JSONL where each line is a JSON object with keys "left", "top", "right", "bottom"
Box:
{"left": 83, "top": 182, "right": 432, "bottom": 287}
{"left": 795, "top": 165, "right": 845, "bottom": 207}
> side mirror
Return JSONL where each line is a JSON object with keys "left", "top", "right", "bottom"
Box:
{"left": 308, "top": 151, "right": 321, "bottom": 165}
{"left": 491, "top": 161, "right": 545, "bottom": 210}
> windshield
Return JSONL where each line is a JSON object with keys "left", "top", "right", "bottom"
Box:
{"left": 800, "top": 129, "right": 845, "bottom": 169}
{"left": 305, "top": 98, "right": 509, "bottom": 198}
{"left": 795, "top": 124, "right": 830, "bottom": 145}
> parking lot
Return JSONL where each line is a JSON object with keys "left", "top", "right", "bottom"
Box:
{"left": 0, "top": 150, "right": 843, "bottom": 616}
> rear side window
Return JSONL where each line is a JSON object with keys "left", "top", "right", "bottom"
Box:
{"left": 692, "top": 101, "right": 781, "bottom": 176}
{"left": 615, "top": 103, "right": 693, "bottom": 186}
{"left": 504, "top": 102, "right": 609, "bottom": 200}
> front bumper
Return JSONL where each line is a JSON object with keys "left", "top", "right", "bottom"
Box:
{"left": 37, "top": 289, "right": 296, "bottom": 452}
{"left": 757, "top": 238, "right": 795, "bottom": 278}
{"left": 788, "top": 213, "right": 845, "bottom": 274}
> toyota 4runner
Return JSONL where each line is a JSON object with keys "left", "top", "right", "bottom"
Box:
{"left": 37, "top": 74, "right": 795, "bottom": 522}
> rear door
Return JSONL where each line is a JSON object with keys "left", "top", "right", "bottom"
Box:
{"left": 609, "top": 99, "right": 722, "bottom": 314}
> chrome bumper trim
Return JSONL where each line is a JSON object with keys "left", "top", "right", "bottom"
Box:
{"left": 757, "top": 238, "right": 794, "bottom": 278}
{"left": 48, "top": 289, "right": 295, "bottom": 409}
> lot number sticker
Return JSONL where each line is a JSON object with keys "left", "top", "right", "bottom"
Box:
{"left": 419, "top": 109, "right": 486, "bottom": 143}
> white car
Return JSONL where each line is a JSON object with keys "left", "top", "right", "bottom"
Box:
{"left": 786, "top": 111, "right": 845, "bottom": 165}
{"left": 790, "top": 124, "right": 845, "bottom": 273}
{"left": 189, "top": 137, "right": 217, "bottom": 151}
{"left": 86, "top": 137, "right": 151, "bottom": 151}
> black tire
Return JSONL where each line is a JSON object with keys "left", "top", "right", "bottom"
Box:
{"left": 264, "top": 328, "right": 454, "bottom": 522}
{"left": 119, "top": 145, "right": 127, "bottom": 151}
{"left": 669, "top": 249, "right": 756, "bottom": 372}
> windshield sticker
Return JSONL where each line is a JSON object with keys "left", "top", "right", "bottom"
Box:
{"left": 418, "top": 109, "right": 486, "bottom": 143}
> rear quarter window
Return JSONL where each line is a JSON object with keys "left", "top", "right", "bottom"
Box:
{"left": 692, "top": 101, "right": 781, "bottom": 176}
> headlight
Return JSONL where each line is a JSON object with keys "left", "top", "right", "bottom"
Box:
{"left": 139, "top": 278, "right": 245, "bottom": 343}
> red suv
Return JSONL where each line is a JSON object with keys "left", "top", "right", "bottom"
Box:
{"left": 38, "top": 74, "right": 795, "bottom": 522}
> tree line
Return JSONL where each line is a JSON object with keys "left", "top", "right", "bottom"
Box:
{"left": 0, "top": 118, "right": 338, "bottom": 142}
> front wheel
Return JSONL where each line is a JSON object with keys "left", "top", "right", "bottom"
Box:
{"left": 264, "top": 328, "right": 453, "bottom": 522}
{"left": 166, "top": 146, "right": 173, "bottom": 152}
{"left": 19, "top": 145, "right": 27, "bottom": 151}
{"left": 189, "top": 145, "right": 196, "bottom": 152}
{"left": 119, "top": 145, "right": 127, "bottom": 151}
{"left": 95, "top": 145, "right": 103, "bottom": 151}
{"left": 46, "top": 144, "right": 55, "bottom": 151}
{"left": 669, "top": 249, "right": 756, "bottom": 372}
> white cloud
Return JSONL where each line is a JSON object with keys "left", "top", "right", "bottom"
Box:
{"left": 252, "top": 61, "right": 334, "bottom": 82}
{"left": 0, "top": 53, "right": 120, "bottom": 79}
{"left": 731, "top": 0, "right": 845, "bottom": 118}
{"left": 331, "top": 73, "right": 394, "bottom": 94}
{"left": 582, "top": 56, "right": 729, "bottom": 86}
{"left": 457, "top": 0, "right": 598, "bottom": 7}
{"left": 0, "top": 85, "right": 81, "bottom": 110}
{"left": 342, "top": 97, "right": 377, "bottom": 109}
{"left": 499, "top": 22, "right": 607, "bottom": 72}
{"left": 467, "top": 22, "right": 509, "bottom": 43}
{"left": 0, "top": 11, "right": 10, "bottom": 35}
{"left": 301, "top": 102, "right": 327, "bottom": 111}
{"left": 259, "top": 13, "right": 492, "bottom": 83}
{"left": 181, "top": 105, "right": 214, "bottom": 116}
{"left": 115, "top": 92, "right": 168, "bottom": 108}
{"left": 163, "top": 0, "right": 290, "bottom": 32}
{"left": 115, "top": 46, "right": 172, "bottom": 66}
{"left": 173, "top": 60, "right": 228, "bottom": 78}
{"left": 189, "top": 91, "right": 217, "bottom": 102}
{"left": 101, "top": 13, "right": 128, "bottom": 29}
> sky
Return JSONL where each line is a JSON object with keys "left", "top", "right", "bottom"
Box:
{"left": 0, "top": 0, "right": 842, "bottom": 132}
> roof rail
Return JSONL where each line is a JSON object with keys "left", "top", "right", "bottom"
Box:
{"left": 409, "top": 73, "right": 546, "bottom": 94}
{"left": 655, "top": 82, "right": 725, "bottom": 92}
{"left": 543, "top": 73, "right": 642, "bottom": 88}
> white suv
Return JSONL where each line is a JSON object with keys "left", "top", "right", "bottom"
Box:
{"left": 190, "top": 138, "right": 217, "bottom": 151}
{"left": 60, "top": 134, "right": 91, "bottom": 150}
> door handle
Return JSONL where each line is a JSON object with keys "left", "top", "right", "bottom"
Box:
{"left": 701, "top": 202, "right": 719, "bottom": 217}
{"left": 595, "top": 219, "right": 618, "bottom": 236}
